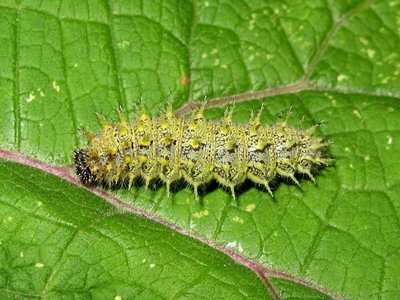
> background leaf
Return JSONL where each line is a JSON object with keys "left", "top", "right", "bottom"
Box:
{"left": 0, "top": 0, "right": 399, "bottom": 299}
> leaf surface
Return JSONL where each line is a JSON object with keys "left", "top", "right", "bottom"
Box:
{"left": 0, "top": 0, "right": 399, "bottom": 299}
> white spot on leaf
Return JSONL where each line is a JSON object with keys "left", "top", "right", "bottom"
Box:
{"left": 352, "top": 110, "right": 362, "bottom": 119}
{"left": 52, "top": 81, "right": 60, "bottom": 92}
{"left": 37, "top": 88, "right": 45, "bottom": 97}
{"left": 193, "top": 210, "right": 209, "bottom": 218}
{"left": 359, "top": 37, "right": 369, "bottom": 45}
{"left": 226, "top": 241, "right": 244, "bottom": 253}
{"left": 26, "top": 93, "right": 35, "bottom": 103}
{"left": 226, "top": 241, "right": 237, "bottom": 248}
{"left": 367, "top": 49, "right": 376, "bottom": 59}
{"left": 245, "top": 204, "right": 256, "bottom": 212}
{"left": 232, "top": 216, "right": 244, "bottom": 224}
{"left": 117, "top": 41, "right": 130, "bottom": 49}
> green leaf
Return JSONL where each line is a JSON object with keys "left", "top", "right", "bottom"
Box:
{"left": 0, "top": 0, "right": 399, "bottom": 299}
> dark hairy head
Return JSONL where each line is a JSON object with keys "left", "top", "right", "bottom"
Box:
{"left": 74, "top": 149, "right": 97, "bottom": 185}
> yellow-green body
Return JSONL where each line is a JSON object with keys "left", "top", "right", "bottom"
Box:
{"left": 74, "top": 105, "right": 331, "bottom": 199}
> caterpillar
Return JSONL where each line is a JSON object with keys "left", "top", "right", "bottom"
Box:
{"left": 74, "top": 102, "right": 332, "bottom": 199}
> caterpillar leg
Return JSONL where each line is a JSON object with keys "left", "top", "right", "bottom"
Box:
{"left": 128, "top": 174, "right": 135, "bottom": 189}
{"left": 300, "top": 169, "right": 317, "bottom": 184}
{"left": 264, "top": 182, "right": 273, "bottom": 197}
{"left": 277, "top": 168, "right": 300, "bottom": 186}
{"left": 165, "top": 181, "right": 171, "bottom": 198}
{"left": 193, "top": 184, "right": 200, "bottom": 201}
{"left": 144, "top": 176, "right": 151, "bottom": 190}
{"left": 229, "top": 184, "right": 236, "bottom": 202}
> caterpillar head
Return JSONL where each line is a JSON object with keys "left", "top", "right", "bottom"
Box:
{"left": 74, "top": 149, "right": 97, "bottom": 185}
